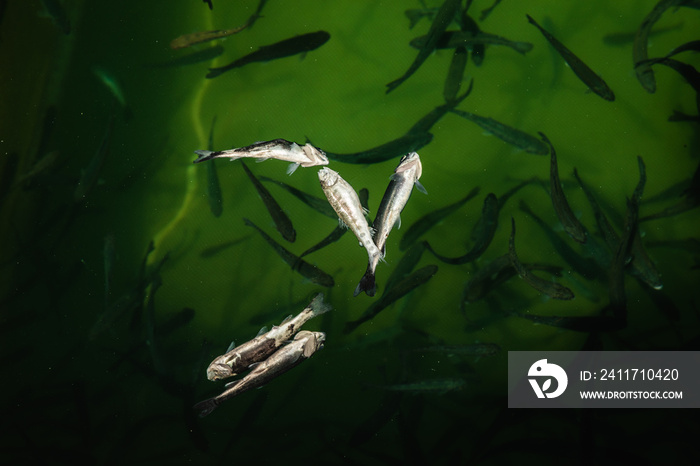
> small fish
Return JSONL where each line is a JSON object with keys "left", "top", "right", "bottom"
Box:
{"left": 322, "top": 132, "right": 434, "bottom": 165}
{"left": 633, "top": 0, "right": 686, "bottom": 93}
{"left": 41, "top": 0, "right": 70, "bottom": 35}
{"left": 206, "top": 31, "right": 330, "bottom": 78}
{"left": 260, "top": 175, "right": 337, "bottom": 219}
{"left": 171, "top": 0, "right": 267, "bottom": 49}
{"left": 508, "top": 217, "right": 575, "bottom": 300}
{"left": 318, "top": 168, "right": 383, "bottom": 296}
{"left": 541, "top": 132, "right": 588, "bottom": 243}
{"left": 636, "top": 57, "right": 700, "bottom": 115}
{"left": 194, "top": 138, "right": 328, "bottom": 174}
{"left": 205, "top": 116, "right": 223, "bottom": 217}
{"left": 412, "top": 30, "right": 533, "bottom": 55}
{"left": 373, "top": 378, "right": 466, "bottom": 395}
{"left": 199, "top": 235, "right": 252, "bottom": 258}
{"left": 206, "top": 293, "right": 331, "bottom": 381}
{"left": 399, "top": 187, "right": 480, "bottom": 251}
{"left": 92, "top": 67, "right": 132, "bottom": 119}
{"left": 603, "top": 22, "right": 682, "bottom": 47}
{"left": 241, "top": 161, "right": 296, "bottom": 242}
{"left": 450, "top": 109, "right": 548, "bottom": 155}
{"left": 518, "top": 200, "right": 603, "bottom": 280}
{"left": 425, "top": 193, "right": 498, "bottom": 265}
{"left": 372, "top": 152, "right": 426, "bottom": 256}
{"left": 203, "top": 0, "right": 213, "bottom": 10}
{"left": 573, "top": 168, "right": 619, "bottom": 251}
{"left": 345, "top": 265, "right": 438, "bottom": 333}
{"left": 194, "top": 330, "right": 325, "bottom": 417}
{"left": 149, "top": 45, "right": 224, "bottom": 68}
{"left": 243, "top": 218, "right": 334, "bottom": 287}
{"left": 511, "top": 311, "right": 625, "bottom": 332}
{"left": 298, "top": 225, "right": 347, "bottom": 259}
{"left": 386, "top": 0, "right": 461, "bottom": 93}
{"left": 456, "top": 11, "right": 485, "bottom": 66}
{"left": 526, "top": 14, "right": 615, "bottom": 101}
{"left": 74, "top": 116, "right": 114, "bottom": 202}
{"left": 443, "top": 47, "right": 469, "bottom": 103}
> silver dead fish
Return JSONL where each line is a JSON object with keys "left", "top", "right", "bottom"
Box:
{"left": 194, "top": 138, "right": 328, "bottom": 175}
{"left": 318, "top": 167, "right": 383, "bottom": 297}
{"left": 372, "top": 152, "right": 426, "bottom": 256}
{"left": 194, "top": 330, "right": 325, "bottom": 417}
{"left": 206, "top": 293, "right": 330, "bottom": 381}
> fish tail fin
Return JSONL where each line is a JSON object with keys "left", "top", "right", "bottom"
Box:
{"left": 193, "top": 397, "right": 219, "bottom": 418}
{"left": 309, "top": 293, "right": 333, "bottom": 316}
{"left": 354, "top": 267, "right": 377, "bottom": 297}
{"left": 193, "top": 150, "right": 218, "bottom": 163}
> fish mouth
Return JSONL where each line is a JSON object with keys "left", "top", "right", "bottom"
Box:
{"left": 317, "top": 167, "right": 338, "bottom": 186}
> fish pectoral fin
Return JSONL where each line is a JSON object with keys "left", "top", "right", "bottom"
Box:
{"left": 280, "top": 314, "right": 293, "bottom": 325}
{"left": 254, "top": 157, "right": 270, "bottom": 163}
{"left": 302, "top": 338, "right": 316, "bottom": 357}
{"left": 394, "top": 215, "right": 402, "bottom": 230}
{"left": 286, "top": 162, "right": 300, "bottom": 175}
{"left": 255, "top": 326, "right": 268, "bottom": 337}
{"left": 225, "top": 340, "right": 236, "bottom": 353}
{"left": 247, "top": 362, "right": 262, "bottom": 370}
{"left": 224, "top": 379, "right": 241, "bottom": 389}
{"left": 415, "top": 180, "right": 428, "bottom": 195}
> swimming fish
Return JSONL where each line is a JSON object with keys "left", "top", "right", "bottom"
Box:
{"left": 424, "top": 193, "right": 498, "bottom": 265}
{"left": 411, "top": 30, "right": 533, "bottom": 55}
{"left": 399, "top": 187, "right": 480, "bottom": 251}
{"left": 526, "top": 14, "right": 615, "bottom": 101}
{"left": 206, "top": 31, "right": 330, "bottom": 78}
{"left": 508, "top": 217, "right": 575, "bottom": 300}
{"left": 206, "top": 293, "right": 330, "bottom": 381}
{"left": 194, "top": 139, "right": 328, "bottom": 175}
{"left": 243, "top": 218, "right": 334, "bottom": 287}
{"left": 205, "top": 116, "right": 223, "bottom": 217}
{"left": 541, "top": 132, "right": 588, "bottom": 243}
{"left": 318, "top": 168, "right": 382, "bottom": 296}
{"left": 241, "top": 161, "right": 296, "bottom": 242}
{"left": 372, "top": 152, "right": 426, "bottom": 256}
{"left": 449, "top": 109, "right": 549, "bottom": 154}
{"left": 194, "top": 330, "right": 326, "bottom": 417}
{"left": 149, "top": 45, "right": 224, "bottom": 68}
{"left": 387, "top": 0, "right": 461, "bottom": 93}
{"left": 260, "top": 175, "right": 337, "bottom": 219}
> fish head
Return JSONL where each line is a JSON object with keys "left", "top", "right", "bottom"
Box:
{"left": 317, "top": 167, "right": 339, "bottom": 187}
{"left": 395, "top": 152, "right": 422, "bottom": 181}
{"left": 206, "top": 362, "right": 234, "bottom": 381}
{"left": 302, "top": 144, "right": 329, "bottom": 166}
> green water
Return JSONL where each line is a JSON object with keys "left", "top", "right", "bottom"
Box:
{"left": 1, "top": 0, "right": 699, "bottom": 464}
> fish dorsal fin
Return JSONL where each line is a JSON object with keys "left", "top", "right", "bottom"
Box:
{"left": 280, "top": 314, "right": 293, "bottom": 325}
{"left": 225, "top": 341, "right": 236, "bottom": 353}
{"left": 415, "top": 180, "right": 427, "bottom": 195}
{"left": 286, "top": 162, "right": 300, "bottom": 175}
{"left": 256, "top": 326, "right": 268, "bottom": 337}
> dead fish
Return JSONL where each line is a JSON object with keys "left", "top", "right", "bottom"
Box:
{"left": 372, "top": 152, "right": 426, "bottom": 256}
{"left": 241, "top": 161, "right": 296, "bottom": 242}
{"left": 508, "top": 217, "right": 575, "bottom": 300}
{"left": 541, "top": 132, "right": 588, "bottom": 243}
{"left": 412, "top": 30, "right": 533, "bottom": 55}
{"left": 318, "top": 167, "right": 383, "bottom": 296}
{"left": 526, "top": 14, "right": 615, "bottom": 101}
{"left": 449, "top": 109, "right": 549, "bottom": 154}
{"left": 345, "top": 265, "right": 438, "bottom": 333}
{"left": 206, "top": 293, "right": 331, "bottom": 381}
{"left": 243, "top": 218, "right": 334, "bottom": 287}
{"left": 206, "top": 31, "right": 330, "bottom": 78}
{"left": 425, "top": 193, "right": 498, "bottom": 265}
{"left": 386, "top": 0, "right": 461, "bottom": 93}
{"left": 194, "top": 330, "right": 326, "bottom": 417}
{"left": 194, "top": 138, "right": 328, "bottom": 175}
{"left": 399, "top": 187, "right": 480, "bottom": 251}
